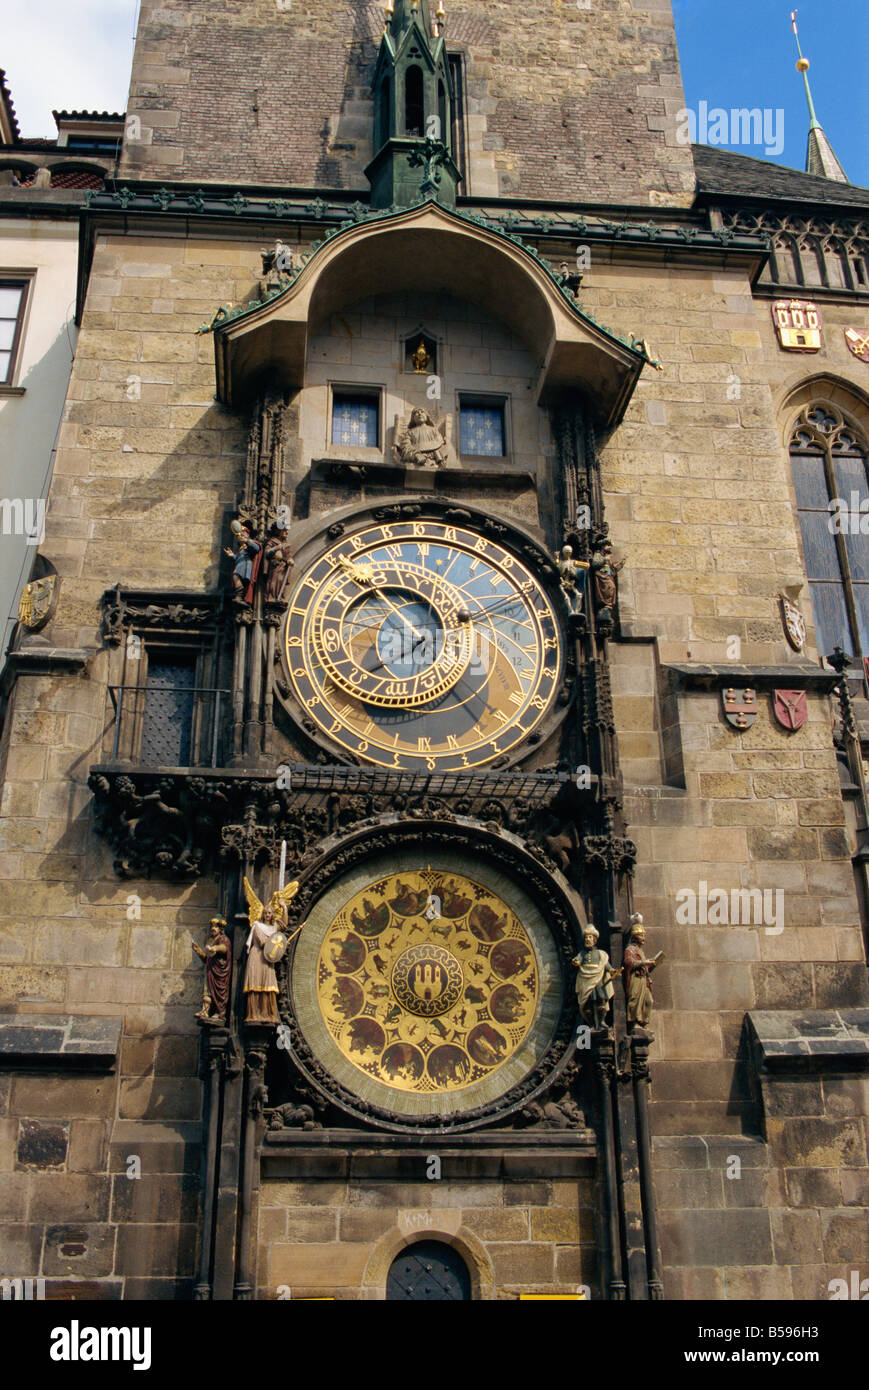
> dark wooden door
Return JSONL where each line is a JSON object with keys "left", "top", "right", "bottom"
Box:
{"left": 386, "top": 1241, "right": 471, "bottom": 1301}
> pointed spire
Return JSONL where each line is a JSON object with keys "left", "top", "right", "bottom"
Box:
{"left": 387, "top": 0, "right": 430, "bottom": 38}
{"left": 790, "top": 10, "right": 848, "bottom": 183}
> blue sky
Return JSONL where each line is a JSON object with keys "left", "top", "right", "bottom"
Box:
{"left": 2, "top": 1, "right": 866, "bottom": 189}
{"left": 673, "top": 0, "right": 868, "bottom": 187}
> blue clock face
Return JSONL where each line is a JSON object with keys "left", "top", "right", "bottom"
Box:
{"left": 284, "top": 518, "right": 564, "bottom": 771}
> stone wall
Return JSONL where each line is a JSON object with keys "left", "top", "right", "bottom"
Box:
{"left": 120, "top": 0, "right": 696, "bottom": 206}
{"left": 256, "top": 1144, "right": 597, "bottom": 1300}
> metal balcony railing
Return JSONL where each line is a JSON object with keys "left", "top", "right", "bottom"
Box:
{"left": 107, "top": 684, "right": 230, "bottom": 768}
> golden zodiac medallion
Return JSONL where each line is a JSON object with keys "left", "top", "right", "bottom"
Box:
{"left": 314, "top": 868, "right": 539, "bottom": 1094}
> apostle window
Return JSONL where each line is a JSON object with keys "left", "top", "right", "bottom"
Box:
{"left": 459, "top": 397, "right": 506, "bottom": 459}
{"left": 331, "top": 391, "right": 380, "bottom": 449}
{"left": 790, "top": 405, "right": 869, "bottom": 661}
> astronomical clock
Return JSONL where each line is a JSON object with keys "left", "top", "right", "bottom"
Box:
{"left": 274, "top": 501, "right": 583, "bottom": 1133}
{"left": 279, "top": 505, "right": 565, "bottom": 772}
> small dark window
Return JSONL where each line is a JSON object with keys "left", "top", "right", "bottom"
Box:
{"left": 141, "top": 658, "right": 196, "bottom": 766}
{"left": 459, "top": 399, "right": 506, "bottom": 458}
{"left": 0, "top": 280, "right": 29, "bottom": 385}
{"left": 332, "top": 392, "right": 380, "bottom": 448}
{"left": 405, "top": 65, "right": 424, "bottom": 137}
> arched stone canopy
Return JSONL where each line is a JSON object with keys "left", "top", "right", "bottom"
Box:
{"left": 212, "top": 201, "right": 647, "bottom": 427}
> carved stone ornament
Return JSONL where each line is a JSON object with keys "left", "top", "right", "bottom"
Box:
{"left": 722, "top": 686, "right": 758, "bottom": 730}
{"left": 780, "top": 593, "right": 807, "bottom": 652}
{"left": 393, "top": 408, "right": 452, "bottom": 468}
{"left": 18, "top": 573, "right": 59, "bottom": 632}
{"left": 773, "top": 689, "right": 808, "bottom": 732}
{"left": 772, "top": 299, "right": 821, "bottom": 352}
{"left": 101, "top": 585, "right": 217, "bottom": 646}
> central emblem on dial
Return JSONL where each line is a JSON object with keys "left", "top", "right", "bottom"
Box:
{"left": 391, "top": 943, "right": 464, "bottom": 1017}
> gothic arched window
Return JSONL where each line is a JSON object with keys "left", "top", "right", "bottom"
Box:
{"left": 405, "top": 65, "right": 424, "bottom": 137}
{"left": 790, "top": 404, "right": 869, "bottom": 660}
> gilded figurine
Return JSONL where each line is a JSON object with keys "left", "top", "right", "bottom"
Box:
{"left": 556, "top": 544, "right": 590, "bottom": 615}
{"left": 591, "top": 540, "right": 625, "bottom": 618}
{"left": 394, "top": 408, "right": 451, "bottom": 469}
{"left": 572, "top": 924, "right": 617, "bottom": 1030}
{"left": 623, "top": 913, "right": 664, "bottom": 1031}
{"left": 263, "top": 525, "right": 293, "bottom": 603}
{"left": 224, "top": 520, "right": 262, "bottom": 606}
{"left": 412, "top": 339, "right": 432, "bottom": 373}
{"left": 242, "top": 876, "right": 299, "bottom": 1025}
{"left": 192, "top": 917, "right": 232, "bottom": 1024}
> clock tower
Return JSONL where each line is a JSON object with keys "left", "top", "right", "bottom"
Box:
{"left": 3, "top": 0, "right": 868, "bottom": 1307}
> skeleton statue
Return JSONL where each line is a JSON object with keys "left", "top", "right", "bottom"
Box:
{"left": 556, "top": 544, "right": 590, "bottom": 615}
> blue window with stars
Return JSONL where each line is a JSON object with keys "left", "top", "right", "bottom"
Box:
{"left": 332, "top": 394, "right": 379, "bottom": 448}
{"left": 459, "top": 402, "right": 505, "bottom": 457}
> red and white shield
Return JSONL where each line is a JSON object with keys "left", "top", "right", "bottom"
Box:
{"left": 773, "top": 689, "right": 807, "bottom": 732}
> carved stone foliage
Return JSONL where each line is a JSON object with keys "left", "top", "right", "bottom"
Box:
{"left": 87, "top": 761, "right": 633, "bottom": 885}
{"left": 101, "top": 585, "right": 220, "bottom": 646}
{"left": 273, "top": 818, "right": 585, "bottom": 1136}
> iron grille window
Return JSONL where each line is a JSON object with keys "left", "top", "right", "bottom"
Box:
{"left": 459, "top": 400, "right": 505, "bottom": 458}
{"left": 331, "top": 393, "right": 379, "bottom": 448}
{"left": 141, "top": 660, "right": 196, "bottom": 766}
{"left": 790, "top": 405, "right": 869, "bottom": 660}
{"left": 0, "top": 280, "right": 29, "bottom": 385}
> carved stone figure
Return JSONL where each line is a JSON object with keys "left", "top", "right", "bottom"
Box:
{"left": 242, "top": 875, "right": 299, "bottom": 1025}
{"left": 192, "top": 917, "right": 232, "bottom": 1024}
{"left": 556, "top": 544, "right": 590, "bottom": 615}
{"left": 394, "top": 408, "right": 451, "bottom": 469}
{"left": 260, "top": 240, "right": 296, "bottom": 295}
{"left": 224, "top": 521, "right": 262, "bottom": 606}
{"left": 267, "top": 1101, "right": 319, "bottom": 1131}
{"left": 591, "top": 540, "right": 625, "bottom": 617}
{"left": 572, "top": 924, "right": 616, "bottom": 1030}
{"left": 623, "top": 913, "right": 664, "bottom": 1031}
{"left": 263, "top": 526, "right": 293, "bottom": 602}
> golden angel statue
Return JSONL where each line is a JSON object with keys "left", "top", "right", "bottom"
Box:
{"left": 393, "top": 407, "right": 452, "bottom": 469}
{"left": 241, "top": 875, "right": 299, "bottom": 1025}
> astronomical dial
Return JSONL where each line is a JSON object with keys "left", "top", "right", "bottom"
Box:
{"left": 291, "top": 850, "right": 564, "bottom": 1119}
{"left": 283, "top": 517, "right": 564, "bottom": 771}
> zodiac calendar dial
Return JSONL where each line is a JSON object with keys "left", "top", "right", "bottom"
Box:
{"left": 282, "top": 517, "right": 563, "bottom": 771}
{"left": 291, "top": 854, "right": 563, "bottom": 1119}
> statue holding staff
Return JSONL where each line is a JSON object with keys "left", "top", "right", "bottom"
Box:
{"left": 192, "top": 917, "right": 232, "bottom": 1024}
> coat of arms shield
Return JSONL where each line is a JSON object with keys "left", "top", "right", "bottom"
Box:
{"left": 17, "top": 574, "right": 59, "bottom": 632}
{"left": 722, "top": 687, "right": 757, "bottom": 730}
{"left": 773, "top": 689, "right": 808, "bottom": 732}
{"left": 780, "top": 594, "right": 807, "bottom": 652}
{"left": 263, "top": 930, "right": 288, "bottom": 964}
